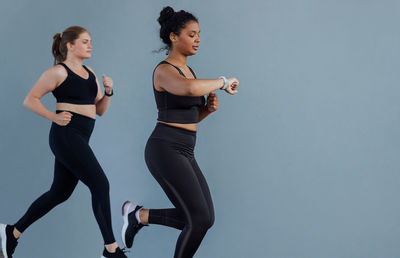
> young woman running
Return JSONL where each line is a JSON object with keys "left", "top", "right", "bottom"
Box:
{"left": 121, "top": 7, "right": 239, "bottom": 258}
{"left": 0, "top": 26, "right": 127, "bottom": 258}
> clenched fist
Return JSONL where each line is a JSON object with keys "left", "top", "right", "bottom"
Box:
{"left": 102, "top": 74, "right": 113, "bottom": 95}
{"left": 53, "top": 111, "right": 73, "bottom": 126}
{"left": 206, "top": 93, "right": 219, "bottom": 113}
{"left": 225, "top": 77, "right": 239, "bottom": 95}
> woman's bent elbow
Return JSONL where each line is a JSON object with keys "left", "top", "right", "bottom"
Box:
{"left": 23, "top": 97, "right": 31, "bottom": 108}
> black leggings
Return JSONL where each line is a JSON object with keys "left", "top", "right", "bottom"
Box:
{"left": 145, "top": 123, "right": 215, "bottom": 258}
{"left": 14, "top": 111, "right": 115, "bottom": 244}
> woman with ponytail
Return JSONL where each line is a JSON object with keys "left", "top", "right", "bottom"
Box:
{"left": 121, "top": 7, "right": 239, "bottom": 258}
{"left": 0, "top": 26, "right": 127, "bottom": 258}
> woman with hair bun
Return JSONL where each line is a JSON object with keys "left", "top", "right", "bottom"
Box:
{"left": 0, "top": 26, "right": 127, "bottom": 258}
{"left": 122, "top": 6, "right": 239, "bottom": 258}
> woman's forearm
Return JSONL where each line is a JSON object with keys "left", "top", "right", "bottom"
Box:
{"left": 95, "top": 95, "right": 111, "bottom": 116}
{"left": 186, "top": 78, "right": 224, "bottom": 97}
{"left": 23, "top": 96, "right": 56, "bottom": 122}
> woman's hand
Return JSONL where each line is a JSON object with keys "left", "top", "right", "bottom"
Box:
{"left": 102, "top": 74, "right": 113, "bottom": 95}
{"left": 53, "top": 111, "right": 73, "bottom": 126}
{"left": 225, "top": 77, "right": 239, "bottom": 95}
{"left": 206, "top": 93, "right": 219, "bottom": 112}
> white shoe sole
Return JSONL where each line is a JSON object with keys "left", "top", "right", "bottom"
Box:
{"left": 121, "top": 201, "right": 131, "bottom": 248}
{"left": 121, "top": 201, "right": 138, "bottom": 248}
{"left": 0, "top": 224, "right": 8, "bottom": 258}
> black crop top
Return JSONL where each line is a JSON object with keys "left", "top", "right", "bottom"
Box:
{"left": 153, "top": 61, "right": 205, "bottom": 124}
{"left": 52, "top": 63, "right": 98, "bottom": 104}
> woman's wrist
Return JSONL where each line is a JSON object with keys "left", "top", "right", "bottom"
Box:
{"left": 48, "top": 111, "right": 57, "bottom": 122}
{"left": 218, "top": 76, "right": 228, "bottom": 90}
{"left": 104, "top": 89, "right": 113, "bottom": 97}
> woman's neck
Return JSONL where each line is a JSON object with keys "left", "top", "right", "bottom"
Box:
{"left": 166, "top": 51, "right": 188, "bottom": 68}
{"left": 64, "top": 56, "right": 84, "bottom": 68}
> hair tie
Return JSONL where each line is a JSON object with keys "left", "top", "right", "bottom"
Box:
{"left": 60, "top": 32, "right": 63, "bottom": 38}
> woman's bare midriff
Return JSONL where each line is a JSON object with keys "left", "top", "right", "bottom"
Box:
{"left": 157, "top": 121, "right": 197, "bottom": 132}
{"left": 56, "top": 103, "right": 96, "bottom": 119}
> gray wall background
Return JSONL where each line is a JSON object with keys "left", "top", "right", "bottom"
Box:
{"left": 1, "top": 0, "right": 400, "bottom": 257}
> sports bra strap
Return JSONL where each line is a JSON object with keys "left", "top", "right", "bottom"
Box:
{"left": 160, "top": 61, "right": 196, "bottom": 78}
{"left": 57, "top": 62, "right": 71, "bottom": 73}
{"left": 82, "top": 65, "right": 90, "bottom": 73}
{"left": 187, "top": 66, "right": 196, "bottom": 79}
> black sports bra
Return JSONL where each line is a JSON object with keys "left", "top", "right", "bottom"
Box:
{"left": 152, "top": 61, "right": 205, "bottom": 124}
{"left": 52, "top": 63, "right": 98, "bottom": 104}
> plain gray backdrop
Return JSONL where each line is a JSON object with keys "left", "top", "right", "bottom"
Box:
{"left": 1, "top": 0, "right": 400, "bottom": 257}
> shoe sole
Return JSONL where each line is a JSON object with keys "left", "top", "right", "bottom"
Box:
{"left": 121, "top": 200, "right": 135, "bottom": 248}
{"left": 0, "top": 224, "right": 8, "bottom": 258}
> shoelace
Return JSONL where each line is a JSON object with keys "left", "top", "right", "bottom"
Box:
{"left": 120, "top": 248, "right": 130, "bottom": 254}
{"left": 118, "top": 248, "right": 130, "bottom": 258}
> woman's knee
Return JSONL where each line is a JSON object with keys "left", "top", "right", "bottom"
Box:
{"left": 208, "top": 211, "right": 215, "bottom": 229}
{"left": 46, "top": 188, "right": 74, "bottom": 204}
{"left": 88, "top": 174, "right": 110, "bottom": 195}
{"left": 204, "top": 213, "right": 214, "bottom": 229}
{"left": 192, "top": 211, "right": 214, "bottom": 231}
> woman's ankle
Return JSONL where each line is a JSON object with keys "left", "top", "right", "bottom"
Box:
{"left": 13, "top": 227, "right": 21, "bottom": 239}
{"left": 105, "top": 242, "right": 118, "bottom": 253}
{"left": 140, "top": 209, "right": 149, "bottom": 225}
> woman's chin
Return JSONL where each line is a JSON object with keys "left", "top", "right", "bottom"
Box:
{"left": 187, "top": 50, "right": 197, "bottom": 56}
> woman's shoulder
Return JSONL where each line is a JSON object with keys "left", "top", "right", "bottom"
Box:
{"left": 154, "top": 61, "right": 182, "bottom": 77}
{"left": 43, "top": 64, "right": 68, "bottom": 81}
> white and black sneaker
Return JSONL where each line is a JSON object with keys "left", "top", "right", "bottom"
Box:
{"left": 101, "top": 247, "right": 128, "bottom": 258}
{"left": 0, "top": 224, "right": 19, "bottom": 258}
{"left": 121, "top": 201, "right": 147, "bottom": 248}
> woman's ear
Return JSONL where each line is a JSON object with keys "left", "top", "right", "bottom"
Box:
{"left": 169, "top": 32, "right": 178, "bottom": 44}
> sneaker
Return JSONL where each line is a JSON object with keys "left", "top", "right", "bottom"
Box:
{"left": 101, "top": 247, "right": 127, "bottom": 258}
{"left": 121, "top": 201, "right": 147, "bottom": 248}
{"left": 0, "top": 224, "right": 19, "bottom": 258}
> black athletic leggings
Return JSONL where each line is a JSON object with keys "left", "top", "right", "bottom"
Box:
{"left": 14, "top": 111, "right": 115, "bottom": 244}
{"left": 145, "top": 123, "right": 215, "bottom": 258}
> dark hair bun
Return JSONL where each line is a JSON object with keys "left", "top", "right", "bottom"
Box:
{"left": 158, "top": 6, "right": 175, "bottom": 25}
{"left": 157, "top": 7, "right": 198, "bottom": 52}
